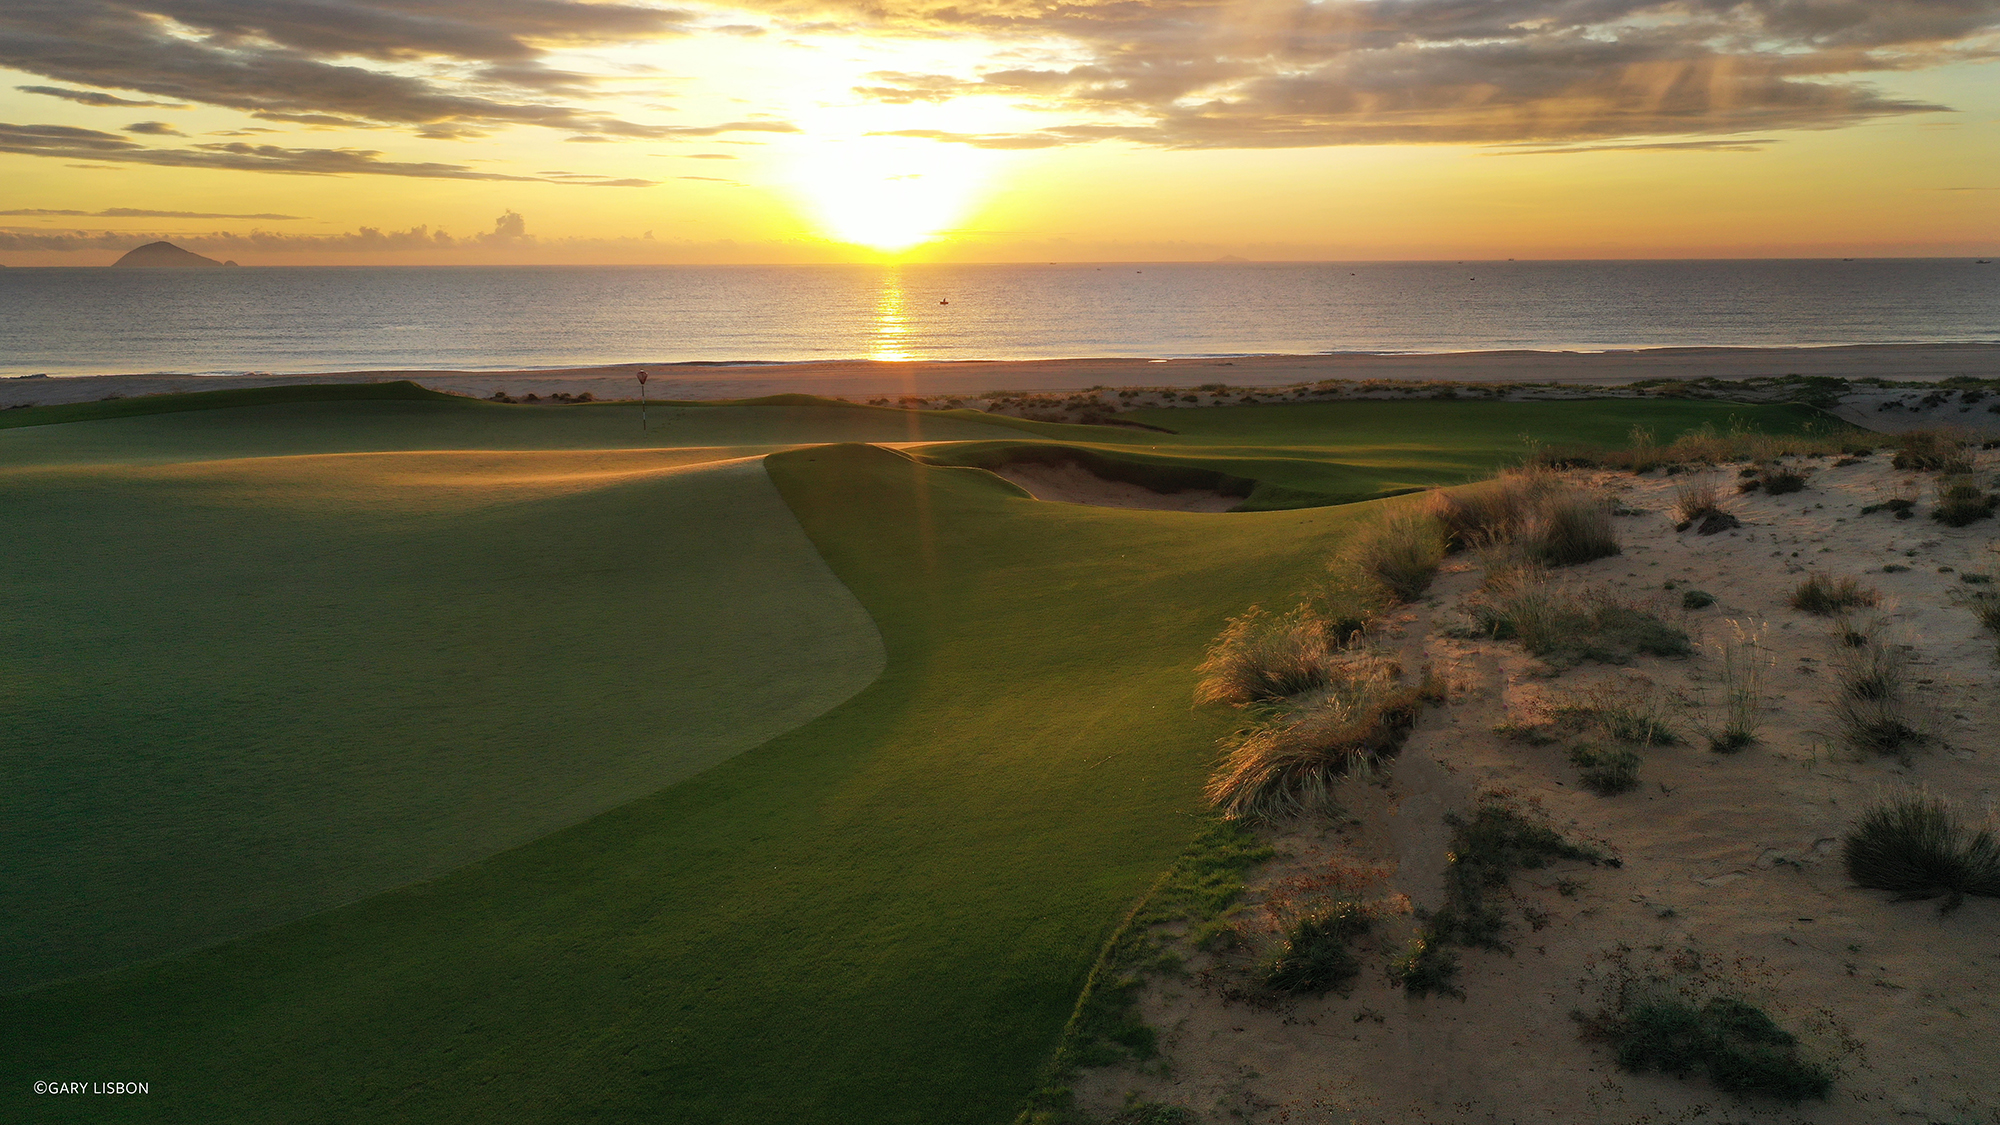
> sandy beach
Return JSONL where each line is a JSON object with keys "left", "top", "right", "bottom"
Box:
{"left": 4, "top": 343, "right": 1997, "bottom": 412}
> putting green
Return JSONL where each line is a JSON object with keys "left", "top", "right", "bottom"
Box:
{"left": 0, "top": 452, "right": 884, "bottom": 992}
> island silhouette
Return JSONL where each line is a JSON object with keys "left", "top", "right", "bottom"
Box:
{"left": 113, "top": 241, "right": 238, "bottom": 268}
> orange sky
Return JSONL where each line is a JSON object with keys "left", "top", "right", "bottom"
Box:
{"left": 1, "top": 1, "right": 1995, "bottom": 265}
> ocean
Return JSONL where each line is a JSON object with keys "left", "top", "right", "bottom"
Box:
{"left": 1, "top": 259, "right": 1995, "bottom": 377}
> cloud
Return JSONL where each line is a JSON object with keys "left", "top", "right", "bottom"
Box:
{"left": 0, "top": 121, "right": 657, "bottom": 184}
{"left": 0, "top": 210, "right": 620, "bottom": 254}
{"left": 123, "top": 120, "right": 184, "bottom": 136}
{"left": 1491, "top": 139, "right": 1786, "bottom": 156}
{"left": 0, "top": 207, "right": 305, "bottom": 218}
{"left": 17, "top": 84, "right": 183, "bottom": 108}
{"left": 0, "top": 1, "right": 780, "bottom": 141}
{"left": 834, "top": 0, "right": 1996, "bottom": 148}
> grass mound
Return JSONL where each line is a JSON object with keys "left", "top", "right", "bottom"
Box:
{"left": 1205, "top": 652, "right": 1423, "bottom": 823}
{"left": 1428, "top": 468, "right": 1619, "bottom": 566}
{"left": 1789, "top": 573, "right": 1878, "bottom": 615}
{"left": 1606, "top": 996, "right": 1833, "bottom": 1102}
{"left": 1469, "top": 573, "right": 1692, "bottom": 666}
{"left": 1843, "top": 793, "right": 2000, "bottom": 911}
{"left": 1262, "top": 900, "right": 1373, "bottom": 995}
{"left": 1739, "top": 464, "right": 1809, "bottom": 495}
{"left": 1522, "top": 490, "right": 1621, "bottom": 566}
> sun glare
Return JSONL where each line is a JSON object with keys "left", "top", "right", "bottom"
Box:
{"left": 788, "top": 138, "right": 994, "bottom": 253}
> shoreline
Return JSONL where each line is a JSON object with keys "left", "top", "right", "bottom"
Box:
{"left": 5, "top": 343, "right": 1998, "bottom": 410}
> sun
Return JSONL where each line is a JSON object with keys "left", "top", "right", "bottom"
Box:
{"left": 787, "top": 137, "right": 994, "bottom": 253}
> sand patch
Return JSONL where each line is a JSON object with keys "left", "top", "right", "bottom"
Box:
{"left": 1074, "top": 451, "right": 2000, "bottom": 1124}
{"left": 993, "top": 460, "right": 1242, "bottom": 512}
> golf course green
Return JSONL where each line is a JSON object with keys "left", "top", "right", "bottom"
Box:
{"left": 0, "top": 385, "right": 1838, "bottom": 1122}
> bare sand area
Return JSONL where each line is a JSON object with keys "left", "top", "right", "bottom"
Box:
{"left": 1074, "top": 453, "right": 2000, "bottom": 1124}
{"left": 4, "top": 343, "right": 1996, "bottom": 411}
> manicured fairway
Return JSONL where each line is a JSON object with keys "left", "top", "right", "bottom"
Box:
{"left": 1, "top": 443, "right": 1358, "bottom": 1123}
{"left": 0, "top": 453, "right": 884, "bottom": 991}
{"left": 923, "top": 399, "right": 1841, "bottom": 507}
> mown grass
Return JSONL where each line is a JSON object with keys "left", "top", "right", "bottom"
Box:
{"left": 2, "top": 440, "right": 1351, "bottom": 1125}
{"left": 0, "top": 455, "right": 887, "bottom": 993}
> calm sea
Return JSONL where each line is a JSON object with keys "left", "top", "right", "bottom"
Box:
{"left": 1, "top": 259, "right": 1995, "bottom": 377}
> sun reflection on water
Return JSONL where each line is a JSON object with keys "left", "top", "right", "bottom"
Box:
{"left": 871, "top": 269, "right": 909, "bottom": 362}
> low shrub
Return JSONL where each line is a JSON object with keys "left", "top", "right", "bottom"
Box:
{"left": 1205, "top": 653, "right": 1423, "bottom": 823}
{"left": 1760, "top": 466, "right": 1809, "bottom": 495}
{"left": 1607, "top": 996, "right": 1833, "bottom": 1102}
{"left": 1568, "top": 745, "right": 1642, "bottom": 795}
{"left": 1194, "top": 605, "right": 1336, "bottom": 706}
{"left": 1931, "top": 477, "right": 1997, "bottom": 527}
{"left": 1109, "top": 1100, "right": 1198, "bottom": 1125}
{"left": 1388, "top": 934, "right": 1463, "bottom": 999}
{"left": 1843, "top": 793, "right": 2000, "bottom": 911}
{"left": 1263, "top": 900, "right": 1372, "bottom": 995}
{"left": 1788, "top": 573, "right": 1878, "bottom": 615}
{"left": 1680, "top": 589, "right": 1716, "bottom": 610}
{"left": 1470, "top": 574, "right": 1692, "bottom": 666}
{"left": 1859, "top": 497, "right": 1916, "bottom": 519}
{"left": 1349, "top": 507, "right": 1446, "bottom": 604}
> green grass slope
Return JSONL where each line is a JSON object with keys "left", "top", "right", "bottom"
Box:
{"left": 0, "top": 456, "right": 885, "bottom": 992}
{"left": 0, "top": 444, "right": 1356, "bottom": 1124}
{"left": 922, "top": 399, "right": 1840, "bottom": 509}
{"left": 0, "top": 388, "right": 1023, "bottom": 467}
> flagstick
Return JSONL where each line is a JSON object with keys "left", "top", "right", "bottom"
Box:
{"left": 637, "top": 370, "right": 648, "bottom": 432}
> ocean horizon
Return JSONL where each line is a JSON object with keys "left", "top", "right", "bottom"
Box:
{"left": 3, "top": 258, "right": 1996, "bottom": 378}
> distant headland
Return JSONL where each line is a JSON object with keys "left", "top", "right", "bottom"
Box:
{"left": 112, "top": 241, "right": 238, "bottom": 269}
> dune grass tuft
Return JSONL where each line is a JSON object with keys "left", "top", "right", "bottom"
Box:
{"left": 1521, "top": 490, "right": 1621, "bottom": 566}
{"left": 1975, "top": 593, "right": 2000, "bottom": 634}
{"left": 1568, "top": 745, "right": 1643, "bottom": 795}
{"left": 1842, "top": 793, "right": 2000, "bottom": 912}
{"left": 1930, "top": 476, "right": 1997, "bottom": 527}
{"left": 1427, "top": 468, "right": 1555, "bottom": 552}
{"left": 1890, "top": 429, "right": 1974, "bottom": 473}
{"left": 1348, "top": 507, "right": 1446, "bottom": 604}
{"left": 1702, "top": 621, "right": 1767, "bottom": 754}
{"left": 1788, "top": 573, "right": 1878, "bottom": 616}
{"left": 1205, "top": 652, "right": 1423, "bottom": 823}
{"left": 1194, "top": 605, "right": 1339, "bottom": 707}
{"left": 1671, "top": 477, "right": 1740, "bottom": 534}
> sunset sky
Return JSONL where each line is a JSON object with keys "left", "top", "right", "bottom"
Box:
{"left": 1, "top": 0, "right": 1996, "bottom": 265}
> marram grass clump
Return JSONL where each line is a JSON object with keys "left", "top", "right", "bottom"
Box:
{"left": 1842, "top": 793, "right": 2000, "bottom": 912}
{"left": 1347, "top": 507, "right": 1446, "bottom": 604}
{"left": 1788, "top": 573, "right": 1878, "bottom": 616}
{"left": 1204, "top": 652, "right": 1422, "bottom": 823}
{"left": 1469, "top": 572, "right": 1691, "bottom": 667}
{"left": 1193, "top": 604, "right": 1338, "bottom": 707}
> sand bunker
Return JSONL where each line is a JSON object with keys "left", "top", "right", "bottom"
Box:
{"left": 994, "top": 460, "right": 1242, "bottom": 512}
